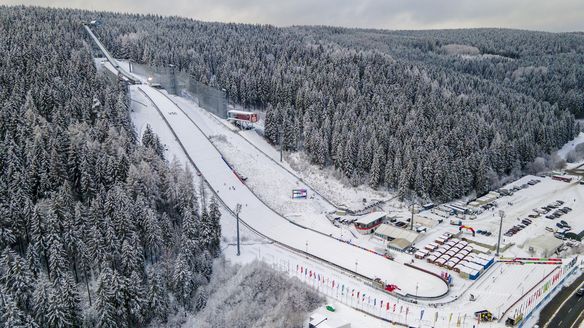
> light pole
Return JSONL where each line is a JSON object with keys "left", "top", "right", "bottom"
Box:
{"left": 279, "top": 128, "right": 284, "bottom": 162}
{"left": 168, "top": 64, "right": 176, "bottom": 95}
{"left": 416, "top": 282, "right": 419, "bottom": 301}
{"left": 236, "top": 203, "right": 242, "bottom": 256}
{"left": 305, "top": 241, "right": 308, "bottom": 253}
{"left": 410, "top": 202, "right": 415, "bottom": 230}
{"left": 355, "top": 259, "right": 358, "bottom": 273}
{"left": 496, "top": 210, "right": 505, "bottom": 256}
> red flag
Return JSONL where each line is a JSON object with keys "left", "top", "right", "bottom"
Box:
{"left": 386, "top": 302, "right": 390, "bottom": 310}
{"left": 393, "top": 304, "right": 396, "bottom": 312}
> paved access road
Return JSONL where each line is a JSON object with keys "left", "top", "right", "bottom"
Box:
{"left": 539, "top": 272, "right": 584, "bottom": 328}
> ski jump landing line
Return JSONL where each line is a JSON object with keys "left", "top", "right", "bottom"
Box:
{"left": 138, "top": 85, "right": 448, "bottom": 298}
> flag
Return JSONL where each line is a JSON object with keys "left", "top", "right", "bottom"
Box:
{"left": 434, "top": 312, "right": 439, "bottom": 323}
{"left": 380, "top": 300, "right": 382, "bottom": 308}
{"left": 420, "top": 309, "right": 425, "bottom": 320}
{"left": 332, "top": 280, "right": 335, "bottom": 288}
{"left": 374, "top": 298, "right": 376, "bottom": 306}
{"left": 297, "top": 264, "right": 299, "bottom": 272}
{"left": 400, "top": 305, "right": 403, "bottom": 314}
{"left": 406, "top": 307, "right": 409, "bottom": 316}
{"left": 386, "top": 302, "right": 389, "bottom": 311}
{"left": 393, "top": 304, "right": 396, "bottom": 312}
{"left": 449, "top": 313, "right": 453, "bottom": 324}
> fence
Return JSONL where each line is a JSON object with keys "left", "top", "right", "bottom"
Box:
{"left": 130, "top": 62, "right": 227, "bottom": 118}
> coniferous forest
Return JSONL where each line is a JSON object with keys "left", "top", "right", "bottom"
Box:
{"left": 92, "top": 13, "right": 583, "bottom": 202}
{"left": 1, "top": 4, "right": 584, "bottom": 327}
{"left": 0, "top": 6, "right": 322, "bottom": 328}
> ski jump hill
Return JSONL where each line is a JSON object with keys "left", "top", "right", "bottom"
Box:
{"left": 84, "top": 24, "right": 448, "bottom": 299}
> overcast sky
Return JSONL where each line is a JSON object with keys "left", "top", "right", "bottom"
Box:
{"left": 2, "top": 0, "right": 583, "bottom": 32}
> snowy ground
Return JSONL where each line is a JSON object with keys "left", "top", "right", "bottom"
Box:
{"left": 131, "top": 83, "right": 448, "bottom": 299}
{"left": 108, "top": 57, "right": 583, "bottom": 327}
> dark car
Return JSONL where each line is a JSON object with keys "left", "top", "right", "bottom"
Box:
{"left": 576, "top": 288, "right": 584, "bottom": 297}
{"left": 557, "top": 200, "right": 565, "bottom": 205}
{"left": 560, "top": 220, "right": 568, "bottom": 226}
{"left": 556, "top": 223, "right": 565, "bottom": 229}
{"left": 395, "top": 221, "right": 407, "bottom": 228}
{"left": 563, "top": 207, "right": 572, "bottom": 212}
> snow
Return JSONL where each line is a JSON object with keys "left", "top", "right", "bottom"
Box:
{"left": 118, "top": 60, "right": 584, "bottom": 327}
{"left": 557, "top": 131, "right": 584, "bottom": 160}
{"left": 134, "top": 84, "right": 448, "bottom": 298}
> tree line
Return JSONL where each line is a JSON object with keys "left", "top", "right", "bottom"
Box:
{"left": 89, "top": 12, "right": 582, "bottom": 202}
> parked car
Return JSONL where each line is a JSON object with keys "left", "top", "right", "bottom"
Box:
{"left": 521, "top": 184, "right": 529, "bottom": 189}
{"left": 576, "top": 288, "right": 584, "bottom": 297}
{"left": 556, "top": 223, "right": 565, "bottom": 229}
{"left": 528, "top": 213, "right": 539, "bottom": 218}
{"left": 562, "top": 207, "right": 572, "bottom": 212}
{"left": 560, "top": 220, "right": 568, "bottom": 226}
{"left": 545, "top": 227, "right": 554, "bottom": 232}
{"left": 556, "top": 200, "right": 565, "bottom": 205}
{"left": 554, "top": 232, "right": 567, "bottom": 240}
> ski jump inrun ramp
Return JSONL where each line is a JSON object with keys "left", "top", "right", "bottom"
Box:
{"left": 84, "top": 21, "right": 448, "bottom": 299}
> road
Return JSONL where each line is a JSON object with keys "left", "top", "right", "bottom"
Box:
{"left": 539, "top": 272, "right": 584, "bottom": 328}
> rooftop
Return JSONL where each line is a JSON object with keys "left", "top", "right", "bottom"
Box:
{"left": 354, "top": 211, "right": 387, "bottom": 225}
